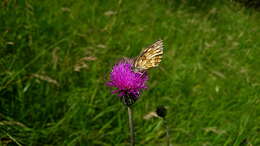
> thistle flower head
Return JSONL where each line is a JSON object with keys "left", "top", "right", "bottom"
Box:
{"left": 156, "top": 105, "right": 167, "bottom": 118}
{"left": 107, "top": 59, "right": 148, "bottom": 105}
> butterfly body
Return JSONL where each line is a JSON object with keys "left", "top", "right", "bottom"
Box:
{"left": 133, "top": 40, "right": 164, "bottom": 72}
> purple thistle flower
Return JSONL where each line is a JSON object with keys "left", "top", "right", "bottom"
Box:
{"left": 107, "top": 59, "right": 148, "bottom": 105}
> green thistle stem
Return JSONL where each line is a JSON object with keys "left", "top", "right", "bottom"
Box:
{"left": 127, "top": 106, "right": 135, "bottom": 146}
{"left": 163, "top": 118, "right": 170, "bottom": 146}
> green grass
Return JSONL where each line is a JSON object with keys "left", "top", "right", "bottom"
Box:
{"left": 0, "top": 0, "right": 260, "bottom": 145}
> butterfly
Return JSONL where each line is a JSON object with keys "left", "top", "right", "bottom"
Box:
{"left": 133, "top": 40, "right": 164, "bottom": 72}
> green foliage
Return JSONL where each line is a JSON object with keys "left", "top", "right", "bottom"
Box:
{"left": 0, "top": 0, "right": 259, "bottom": 145}
{"left": 234, "top": 0, "right": 260, "bottom": 10}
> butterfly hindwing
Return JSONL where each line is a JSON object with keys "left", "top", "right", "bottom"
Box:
{"left": 134, "top": 40, "right": 163, "bottom": 72}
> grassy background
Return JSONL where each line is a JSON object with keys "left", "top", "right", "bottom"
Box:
{"left": 0, "top": 0, "right": 259, "bottom": 145}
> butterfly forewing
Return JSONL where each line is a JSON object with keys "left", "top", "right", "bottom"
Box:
{"left": 134, "top": 40, "right": 163, "bottom": 72}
